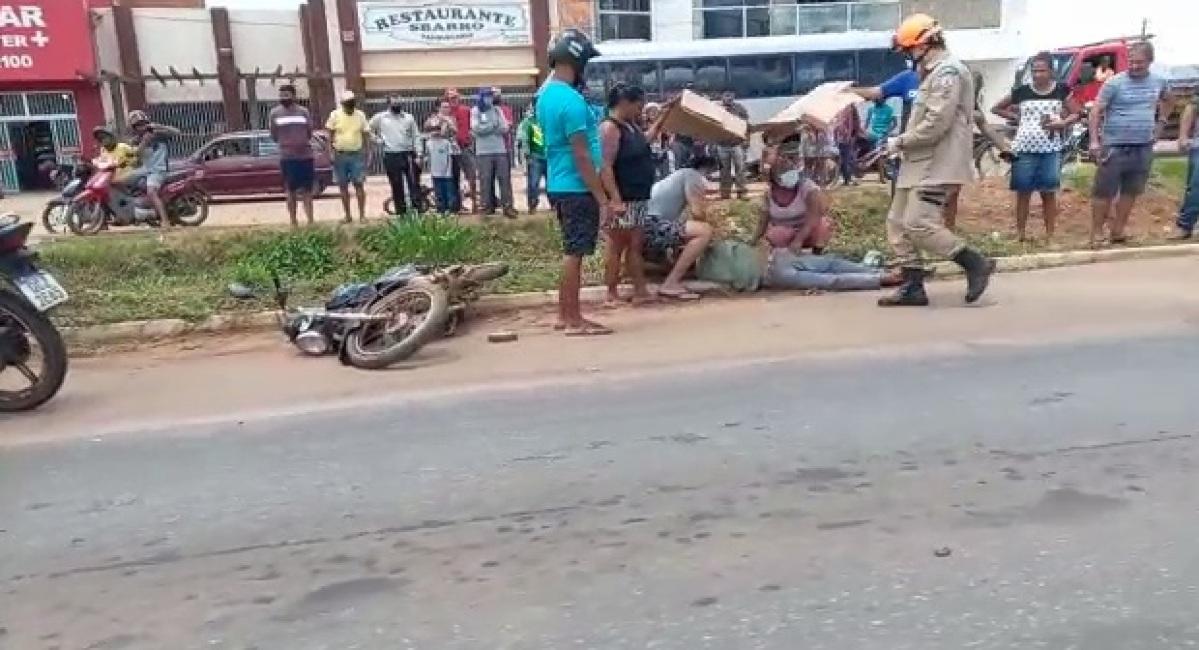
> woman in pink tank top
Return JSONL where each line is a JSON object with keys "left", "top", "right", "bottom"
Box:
{"left": 753, "top": 134, "right": 900, "bottom": 292}
{"left": 752, "top": 135, "right": 834, "bottom": 253}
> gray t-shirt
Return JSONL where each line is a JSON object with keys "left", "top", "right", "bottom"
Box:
{"left": 471, "top": 106, "right": 509, "bottom": 156}
{"left": 1098, "top": 72, "right": 1168, "bottom": 146}
{"left": 424, "top": 136, "right": 454, "bottom": 179}
{"left": 648, "top": 168, "right": 707, "bottom": 221}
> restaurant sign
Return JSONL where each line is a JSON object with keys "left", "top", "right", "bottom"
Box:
{"left": 359, "top": 0, "right": 531, "bottom": 52}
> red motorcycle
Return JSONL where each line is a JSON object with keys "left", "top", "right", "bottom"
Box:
{"left": 67, "top": 162, "right": 209, "bottom": 236}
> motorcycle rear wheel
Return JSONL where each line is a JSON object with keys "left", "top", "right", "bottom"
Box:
{"left": 66, "top": 202, "right": 105, "bottom": 236}
{"left": 344, "top": 281, "right": 449, "bottom": 369}
{"left": 0, "top": 291, "right": 68, "bottom": 412}
{"left": 170, "top": 191, "right": 210, "bottom": 227}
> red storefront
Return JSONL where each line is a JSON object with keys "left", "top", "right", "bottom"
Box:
{"left": 0, "top": 0, "right": 104, "bottom": 193}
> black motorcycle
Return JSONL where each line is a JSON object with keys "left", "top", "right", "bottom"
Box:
{"left": 230, "top": 262, "right": 508, "bottom": 370}
{"left": 0, "top": 214, "right": 69, "bottom": 412}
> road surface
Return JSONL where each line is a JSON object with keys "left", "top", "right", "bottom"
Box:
{"left": 3, "top": 258, "right": 1199, "bottom": 649}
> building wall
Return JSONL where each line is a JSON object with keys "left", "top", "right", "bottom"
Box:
{"left": 92, "top": 6, "right": 320, "bottom": 104}
{"left": 902, "top": 0, "right": 1001, "bottom": 30}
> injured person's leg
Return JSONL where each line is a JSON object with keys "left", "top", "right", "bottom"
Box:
{"left": 765, "top": 250, "right": 894, "bottom": 291}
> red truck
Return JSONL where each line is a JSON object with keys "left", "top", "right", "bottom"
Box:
{"left": 1016, "top": 35, "right": 1198, "bottom": 139}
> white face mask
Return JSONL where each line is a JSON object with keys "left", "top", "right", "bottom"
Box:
{"left": 777, "top": 169, "right": 801, "bottom": 189}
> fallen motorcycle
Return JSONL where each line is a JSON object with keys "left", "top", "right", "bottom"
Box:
{"left": 229, "top": 262, "right": 508, "bottom": 370}
{"left": 67, "top": 162, "right": 209, "bottom": 235}
{"left": 0, "top": 213, "right": 69, "bottom": 412}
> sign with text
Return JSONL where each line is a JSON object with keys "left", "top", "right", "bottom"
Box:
{"left": 359, "top": 0, "right": 531, "bottom": 52}
{"left": 0, "top": 1, "right": 95, "bottom": 83}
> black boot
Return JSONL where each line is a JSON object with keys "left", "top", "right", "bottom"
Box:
{"left": 877, "top": 267, "right": 929, "bottom": 307}
{"left": 952, "top": 248, "right": 996, "bottom": 304}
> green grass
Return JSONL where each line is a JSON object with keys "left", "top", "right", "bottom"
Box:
{"left": 37, "top": 216, "right": 610, "bottom": 327}
{"left": 34, "top": 164, "right": 1187, "bottom": 329}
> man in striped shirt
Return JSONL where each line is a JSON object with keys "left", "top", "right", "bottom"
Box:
{"left": 269, "top": 84, "right": 315, "bottom": 227}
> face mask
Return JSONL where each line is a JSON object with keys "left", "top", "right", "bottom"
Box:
{"left": 777, "top": 169, "right": 801, "bottom": 189}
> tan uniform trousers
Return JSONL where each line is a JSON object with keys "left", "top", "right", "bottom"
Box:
{"left": 886, "top": 185, "right": 967, "bottom": 267}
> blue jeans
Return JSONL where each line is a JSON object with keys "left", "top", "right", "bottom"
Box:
{"left": 1177, "top": 149, "right": 1199, "bottom": 233}
{"left": 765, "top": 250, "right": 882, "bottom": 291}
{"left": 526, "top": 157, "right": 546, "bottom": 211}
{"left": 432, "top": 177, "right": 457, "bottom": 213}
{"left": 1010, "top": 151, "right": 1062, "bottom": 193}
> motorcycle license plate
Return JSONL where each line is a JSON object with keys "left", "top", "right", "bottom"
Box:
{"left": 14, "top": 271, "right": 69, "bottom": 312}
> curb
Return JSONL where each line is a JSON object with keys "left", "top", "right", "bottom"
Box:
{"left": 62, "top": 243, "right": 1199, "bottom": 348}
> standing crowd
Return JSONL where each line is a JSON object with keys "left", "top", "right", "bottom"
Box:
{"left": 254, "top": 16, "right": 1198, "bottom": 334}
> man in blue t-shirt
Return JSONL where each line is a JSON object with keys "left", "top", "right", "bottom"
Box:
{"left": 536, "top": 29, "right": 613, "bottom": 336}
{"left": 1089, "top": 41, "right": 1173, "bottom": 246}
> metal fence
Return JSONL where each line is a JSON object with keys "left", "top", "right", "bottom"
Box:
{"left": 147, "top": 89, "right": 537, "bottom": 174}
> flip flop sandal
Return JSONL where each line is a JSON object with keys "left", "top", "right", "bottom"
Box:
{"left": 657, "top": 287, "right": 700, "bottom": 301}
{"left": 564, "top": 323, "right": 614, "bottom": 337}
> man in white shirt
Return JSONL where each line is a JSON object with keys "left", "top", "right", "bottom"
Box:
{"left": 369, "top": 96, "right": 424, "bottom": 213}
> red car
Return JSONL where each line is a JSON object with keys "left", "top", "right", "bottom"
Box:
{"left": 183, "top": 130, "right": 334, "bottom": 198}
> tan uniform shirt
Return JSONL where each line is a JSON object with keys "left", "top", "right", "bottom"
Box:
{"left": 896, "top": 49, "right": 976, "bottom": 189}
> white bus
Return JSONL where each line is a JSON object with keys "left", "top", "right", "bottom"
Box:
{"left": 586, "top": 33, "right": 907, "bottom": 164}
{"left": 587, "top": 32, "right": 906, "bottom": 122}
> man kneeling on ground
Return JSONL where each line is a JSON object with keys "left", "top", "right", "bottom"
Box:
{"left": 642, "top": 154, "right": 719, "bottom": 300}
{"left": 754, "top": 134, "right": 900, "bottom": 291}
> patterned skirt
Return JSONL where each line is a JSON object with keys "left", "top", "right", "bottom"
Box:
{"left": 610, "top": 199, "right": 649, "bottom": 231}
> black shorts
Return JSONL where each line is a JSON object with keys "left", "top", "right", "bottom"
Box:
{"left": 280, "top": 158, "right": 316, "bottom": 193}
{"left": 549, "top": 192, "right": 600, "bottom": 256}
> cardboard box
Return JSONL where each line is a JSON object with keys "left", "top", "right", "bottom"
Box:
{"left": 758, "top": 81, "right": 862, "bottom": 142}
{"left": 653, "top": 90, "right": 748, "bottom": 145}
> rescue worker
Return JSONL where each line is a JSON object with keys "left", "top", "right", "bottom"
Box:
{"left": 879, "top": 14, "right": 995, "bottom": 307}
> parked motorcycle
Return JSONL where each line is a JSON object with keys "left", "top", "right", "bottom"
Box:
{"left": 0, "top": 213, "right": 69, "bottom": 412}
{"left": 67, "top": 162, "right": 209, "bottom": 235}
{"left": 229, "top": 262, "right": 508, "bottom": 370}
{"left": 42, "top": 161, "right": 92, "bottom": 234}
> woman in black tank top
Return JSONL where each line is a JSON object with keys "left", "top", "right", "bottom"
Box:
{"left": 600, "top": 83, "right": 656, "bottom": 306}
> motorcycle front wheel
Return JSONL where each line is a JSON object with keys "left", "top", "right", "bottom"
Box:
{"left": 170, "top": 190, "right": 210, "bottom": 227}
{"left": 344, "top": 281, "right": 449, "bottom": 369}
{"left": 41, "top": 201, "right": 69, "bottom": 234}
{"left": 0, "top": 290, "right": 68, "bottom": 412}
{"left": 66, "top": 202, "right": 106, "bottom": 236}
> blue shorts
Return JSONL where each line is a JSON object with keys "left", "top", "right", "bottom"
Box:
{"left": 280, "top": 158, "right": 315, "bottom": 193}
{"left": 1010, "top": 151, "right": 1061, "bottom": 193}
{"left": 333, "top": 151, "right": 366, "bottom": 186}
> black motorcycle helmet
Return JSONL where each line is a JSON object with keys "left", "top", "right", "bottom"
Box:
{"left": 547, "top": 28, "right": 600, "bottom": 89}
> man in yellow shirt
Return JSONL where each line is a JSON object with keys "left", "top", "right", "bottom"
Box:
{"left": 326, "top": 90, "right": 371, "bottom": 223}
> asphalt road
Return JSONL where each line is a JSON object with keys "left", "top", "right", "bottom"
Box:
{"left": 3, "top": 333, "right": 1199, "bottom": 649}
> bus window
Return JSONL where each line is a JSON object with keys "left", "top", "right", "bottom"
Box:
{"left": 662, "top": 60, "right": 696, "bottom": 93}
{"left": 611, "top": 61, "right": 660, "bottom": 94}
{"left": 694, "top": 58, "right": 729, "bottom": 94}
{"left": 794, "top": 52, "right": 857, "bottom": 93}
{"left": 730, "top": 55, "right": 792, "bottom": 98}
{"left": 857, "top": 49, "right": 906, "bottom": 86}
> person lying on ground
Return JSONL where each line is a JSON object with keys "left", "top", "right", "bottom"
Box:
{"left": 642, "top": 154, "right": 720, "bottom": 300}
{"left": 752, "top": 134, "right": 900, "bottom": 292}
